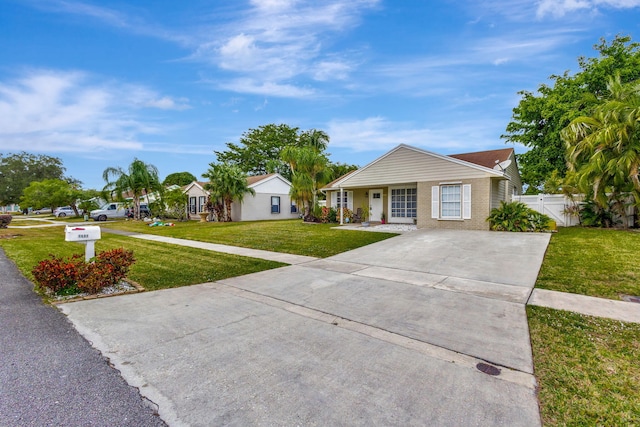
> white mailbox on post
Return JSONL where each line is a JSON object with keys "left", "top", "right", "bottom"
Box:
{"left": 65, "top": 225, "right": 101, "bottom": 261}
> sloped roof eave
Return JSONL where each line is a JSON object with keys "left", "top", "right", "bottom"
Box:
{"left": 326, "top": 144, "right": 505, "bottom": 189}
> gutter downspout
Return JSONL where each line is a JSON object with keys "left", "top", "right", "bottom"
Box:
{"left": 339, "top": 187, "right": 344, "bottom": 225}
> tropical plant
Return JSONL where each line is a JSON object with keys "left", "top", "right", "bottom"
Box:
{"left": 360, "top": 201, "right": 370, "bottom": 222}
{"left": 503, "top": 35, "right": 640, "bottom": 191}
{"left": 562, "top": 75, "right": 640, "bottom": 227}
{"left": 102, "top": 158, "right": 163, "bottom": 220}
{"left": 162, "top": 188, "right": 189, "bottom": 220}
{"left": 202, "top": 163, "right": 255, "bottom": 222}
{"left": 299, "top": 129, "right": 329, "bottom": 152}
{"left": 205, "top": 195, "right": 224, "bottom": 222}
{"left": 0, "top": 214, "right": 11, "bottom": 228}
{"left": 281, "top": 146, "right": 330, "bottom": 220}
{"left": 578, "top": 199, "right": 619, "bottom": 228}
{"left": 31, "top": 248, "right": 135, "bottom": 295}
{"left": 487, "top": 201, "right": 552, "bottom": 232}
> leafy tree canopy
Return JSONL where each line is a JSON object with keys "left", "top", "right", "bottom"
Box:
{"left": 327, "top": 162, "right": 359, "bottom": 182}
{"left": 503, "top": 35, "right": 640, "bottom": 192}
{"left": 0, "top": 152, "right": 67, "bottom": 205}
{"left": 20, "top": 179, "right": 82, "bottom": 212}
{"left": 163, "top": 171, "right": 197, "bottom": 187}
{"left": 214, "top": 124, "right": 332, "bottom": 181}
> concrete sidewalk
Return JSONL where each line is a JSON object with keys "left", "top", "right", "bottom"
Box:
{"left": 128, "top": 233, "right": 318, "bottom": 265}
{"left": 529, "top": 288, "right": 640, "bottom": 323}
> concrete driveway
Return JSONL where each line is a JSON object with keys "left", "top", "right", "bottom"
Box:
{"left": 60, "top": 229, "right": 551, "bottom": 426}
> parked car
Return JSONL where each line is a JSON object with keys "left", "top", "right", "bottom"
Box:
{"left": 33, "top": 208, "right": 52, "bottom": 215}
{"left": 53, "top": 206, "right": 83, "bottom": 217}
{"left": 90, "top": 202, "right": 128, "bottom": 221}
{"left": 126, "top": 204, "right": 150, "bottom": 219}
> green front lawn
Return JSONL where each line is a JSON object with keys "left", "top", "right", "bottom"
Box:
{"left": 536, "top": 227, "right": 640, "bottom": 299}
{"left": 529, "top": 306, "right": 640, "bottom": 426}
{"left": 530, "top": 226, "right": 640, "bottom": 426}
{"left": 0, "top": 227, "right": 284, "bottom": 291}
{"left": 104, "top": 219, "right": 397, "bottom": 258}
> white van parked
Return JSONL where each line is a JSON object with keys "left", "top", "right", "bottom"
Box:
{"left": 90, "top": 202, "right": 127, "bottom": 221}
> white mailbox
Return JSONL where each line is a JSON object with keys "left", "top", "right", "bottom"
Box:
{"left": 65, "top": 226, "right": 101, "bottom": 261}
{"left": 65, "top": 225, "right": 101, "bottom": 242}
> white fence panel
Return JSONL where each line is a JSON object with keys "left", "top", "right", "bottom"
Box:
{"left": 512, "top": 194, "right": 581, "bottom": 227}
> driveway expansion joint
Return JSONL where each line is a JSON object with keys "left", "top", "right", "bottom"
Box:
{"left": 213, "top": 281, "right": 537, "bottom": 389}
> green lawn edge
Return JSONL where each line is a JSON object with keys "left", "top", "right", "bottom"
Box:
{"left": 528, "top": 306, "right": 640, "bottom": 426}
{"left": 535, "top": 227, "right": 640, "bottom": 299}
{"left": 101, "top": 218, "right": 397, "bottom": 258}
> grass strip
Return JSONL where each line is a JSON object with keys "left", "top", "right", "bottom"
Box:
{"left": 536, "top": 227, "right": 640, "bottom": 299}
{"left": 528, "top": 306, "right": 640, "bottom": 426}
{"left": 102, "top": 219, "right": 397, "bottom": 258}
{"left": 0, "top": 227, "right": 284, "bottom": 291}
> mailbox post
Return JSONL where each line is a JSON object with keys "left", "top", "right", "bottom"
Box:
{"left": 65, "top": 225, "right": 101, "bottom": 261}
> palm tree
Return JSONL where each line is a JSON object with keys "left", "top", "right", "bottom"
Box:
{"left": 299, "top": 129, "right": 329, "bottom": 152}
{"left": 562, "top": 75, "right": 640, "bottom": 225}
{"left": 102, "top": 158, "right": 162, "bottom": 220}
{"left": 281, "top": 145, "right": 330, "bottom": 219}
{"left": 202, "top": 163, "right": 255, "bottom": 222}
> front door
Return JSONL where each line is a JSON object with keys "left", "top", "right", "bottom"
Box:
{"left": 369, "top": 189, "right": 383, "bottom": 221}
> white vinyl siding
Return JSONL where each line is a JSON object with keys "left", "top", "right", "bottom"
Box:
{"left": 338, "top": 146, "right": 498, "bottom": 188}
{"left": 432, "top": 184, "right": 472, "bottom": 220}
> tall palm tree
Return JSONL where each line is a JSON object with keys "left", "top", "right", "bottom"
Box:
{"left": 562, "top": 75, "right": 640, "bottom": 224}
{"left": 202, "top": 163, "right": 255, "bottom": 222}
{"left": 299, "top": 129, "right": 329, "bottom": 153}
{"left": 281, "top": 145, "right": 330, "bottom": 219}
{"left": 102, "top": 158, "right": 162, "bottom": 220}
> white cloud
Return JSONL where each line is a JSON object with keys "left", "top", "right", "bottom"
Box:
{"left": 326, "top": 117, "right": 497, "bottom": 153}
{"left": 142, "top": 96, "right": 191, "bottom": 110}
{"left": 192, "top": 0, "right": 379, "bottom": 96}
{"left": 313, "top": 60, "right": 353, "bottom": 81}
{"left": 0, "top": 69, "right": 188, "bottom": 153}
{"left": 218, "top": 78, "right": 315, "bottom": 98}
{"left": 24, "top": 1, "right": 376, "bottom": 98}
{"left": 536, "top": 0, "right": 640, "bottom": 17}
{"left": 26, "top": 0, "right": 191, "bottom": 44}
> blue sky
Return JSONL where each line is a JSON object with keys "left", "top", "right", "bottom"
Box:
{"left": 1, "top": 0, "right": 639, "bottom": 189}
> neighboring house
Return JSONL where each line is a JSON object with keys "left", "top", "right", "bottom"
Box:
{"left": 183, "top": 173, "right": 299, "bottom": 221}
{"left": 322, "top": 144, "right": 522, "bottom": 231}
{"left": 1, "top": 204, "right": 21, "bottom": 213}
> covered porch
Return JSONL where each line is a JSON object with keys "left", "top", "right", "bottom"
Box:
{"left": 326, "top": 184, "right": 417, "bottom": 225}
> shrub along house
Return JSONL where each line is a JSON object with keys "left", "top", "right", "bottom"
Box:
{"left": 183, "top": 173, "right": 299, "bottom": 221}
{"left": 322, "top": 144, "right": 522, "bottom": 230}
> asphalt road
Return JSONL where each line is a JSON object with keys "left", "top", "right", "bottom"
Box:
{"left": 0, "top": 248, "right": 166, "bottom": 427}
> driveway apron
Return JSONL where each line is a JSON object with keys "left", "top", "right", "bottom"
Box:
{"left": 59, "top": 229, "right": 551, "bottom": 426}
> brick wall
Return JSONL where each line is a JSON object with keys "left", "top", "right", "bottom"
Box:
{"left": 417, "top": 178, "right": 491, "bottom": 230}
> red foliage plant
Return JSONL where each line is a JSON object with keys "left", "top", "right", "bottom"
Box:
{"left": 31, "top": 248, "right": 135, "bottom": 295}
{"left": 32, "top": 254, "right": 84, "bottom": 293}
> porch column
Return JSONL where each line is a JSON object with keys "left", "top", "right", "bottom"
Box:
{"left": 339, "top": 187, "right": 344, "bottom": 225}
